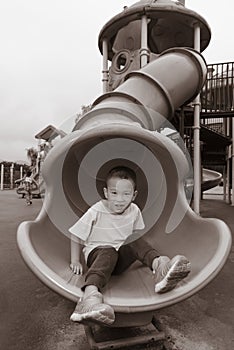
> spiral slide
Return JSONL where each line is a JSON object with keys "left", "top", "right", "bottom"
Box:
{"left": 202, "top": 168, "right": 222, "bottom": 192}
{"left": 17, "top": 48, "right": 231, "bottom": 327}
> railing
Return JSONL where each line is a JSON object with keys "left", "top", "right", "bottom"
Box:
{"left": 201, "top": 62, "right": 234, "bottom": 113}
{"left": 200, "top": 118, "right": 224, "bottom": 135}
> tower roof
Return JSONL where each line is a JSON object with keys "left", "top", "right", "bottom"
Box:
{"left": 98, "top": 0, "right": 211, "bottom": 60}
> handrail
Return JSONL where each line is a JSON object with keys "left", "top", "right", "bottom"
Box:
{"left": 201, "top": 61, "right": 234, "bottom": 113}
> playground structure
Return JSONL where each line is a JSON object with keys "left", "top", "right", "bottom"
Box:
{"left": 181, "top": 61, "right": 234, "bottom": 204}
{"left": 14, "top": 125, "right": 66, "bottom": 198}
{"left": 15, "top": 161, "right": 43, "bottom": 199}
{"left": 0, "top": 162, "right": 26, "bottom": 191}
{"left": 17, "top": 1, "right": 232, "bottom": 349}
{"left": 202, "top": 62, "right": 234, "bottom": 201}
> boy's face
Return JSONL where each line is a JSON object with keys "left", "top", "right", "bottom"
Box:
{"left": 103, "top": 177, "right": 137, "bottom": 214}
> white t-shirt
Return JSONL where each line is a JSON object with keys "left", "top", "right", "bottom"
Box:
{"left": 25, "top": 176, "right": 32, "bottom": 183}
{"left": 69, "top": 200, "right": 145, "bottom": 261}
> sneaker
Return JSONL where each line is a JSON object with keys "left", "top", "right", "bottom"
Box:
{"left": 70, "top": 291, "right": 115, "bottom": 326}
{"left": 154, "top": 255, "right": 191, "bottom": 294}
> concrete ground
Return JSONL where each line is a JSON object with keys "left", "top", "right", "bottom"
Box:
{"left": 0, "top": 189, "right": 233, "bottom": 350}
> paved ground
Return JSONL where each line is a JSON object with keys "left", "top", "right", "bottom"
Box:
{"left": 0, "top": 189, "right": 233, "bottom": 350}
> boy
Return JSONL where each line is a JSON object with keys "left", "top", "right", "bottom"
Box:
{"left": 24, "top": 170, "right": 33, "bottom": 205}
{"left": 69, "top": 166, "right": 191, "bottom": 325}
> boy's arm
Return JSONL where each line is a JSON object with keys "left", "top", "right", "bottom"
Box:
{"left": 32, "top": 178, "right": 38, "bottom": 186}
{"left": 69, "top": 207, "right": 95, "bottom": 274}
{"left": 70, "top": 237, "right": 84, "bottom": 275}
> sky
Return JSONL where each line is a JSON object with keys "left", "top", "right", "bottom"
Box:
{"left": 0, "top": 0, "right": 233, "bottom": 163}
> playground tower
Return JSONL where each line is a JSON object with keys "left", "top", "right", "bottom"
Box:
{"left": 99, "top": 0, "right": 210, "bottom": 91}
{"left": 97, "top": 0, "right": 211, "bottom": 214}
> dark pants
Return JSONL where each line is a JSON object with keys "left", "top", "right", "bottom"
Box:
{"left": 25, "top": 189, "right": 32, "bottom": 204}
{"left": 82, "top": 237, "right": 159, "bottom": 291}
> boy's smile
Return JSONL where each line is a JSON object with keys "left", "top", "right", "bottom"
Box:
{"left": 103, "top": 177, "right": 137, "bottom": 214}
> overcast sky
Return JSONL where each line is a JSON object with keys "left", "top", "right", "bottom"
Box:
{"left": 1, "top": 0, "right": 233, "bottom": 162}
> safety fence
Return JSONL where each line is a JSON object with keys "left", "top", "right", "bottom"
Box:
{"left": 0, "top": 163, "right": 29, "bottom": 190}
{"left": 201, "top": 61, "right": 234, "bottom": 113}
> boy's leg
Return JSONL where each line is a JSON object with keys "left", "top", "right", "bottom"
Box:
{"left": 113, "top": 237, "right": 159, "bottom": 275}
{"left": 84, "top": 246, "right": 119, "bottom": 290}
{"left": 114, "top": 238, "right": 191, "bottom": 294}
{"left": 70, "top": 247, "right": 118, "bottom": 325}
{"left": 25, "top": 190, "right": 30, "bottom": 205}
{"left": 28, "top": 189, "right": 32, "bottom": 204}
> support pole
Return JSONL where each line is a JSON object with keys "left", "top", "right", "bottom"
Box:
{"left": 20, "top": 165, "right": 23, "bottom": 179}
{"left": 102, "top": 39, "right": 109, "bottom": 93}
{"left": 193, "top": 23, "right": 201, "bottom": 214}
{"left": 1, "top": 163, "right": 4, "bottom": 191}
{"left": 232, "top": 118, "right": 234, "bottom": 205}
{"left": 225, "top": 117, "right": 231, "bottom": 202}
{"left": 140, "top": 15, "right": 149, "bottom": 68}
{"left": 10, "top": 163, "right": 14, "bottom": 189}
{"left": 223, "top": 164, "right": 227, "bottom": 202}
{"left": 227, "top": 145, "right": 231, "bottom": 203}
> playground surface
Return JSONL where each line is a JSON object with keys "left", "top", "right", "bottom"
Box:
{"left": 0, "top": 189, "right": 234, "bottom": 350}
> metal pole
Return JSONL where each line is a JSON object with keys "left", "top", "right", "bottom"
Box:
{"left": 102, "top": 39, "right": 109, "bottom": 93}
{"left": 193, "top": 23, "right": 201, "bottom": 214}
{"left": 140, "top": 15, "right": 148, "bottom": 68}
{"left": 225, "top": 117, "right": 230, "bottom": 202}
{"left": 20, "top": 165, "right": 23, "bottom": 179}
{"left": 1, "top": 163, "right": 4, "bottom": 190}
{"left": 10, "top": 163, "right": 14, "bottom": 189}
{"left": 223, "top": 164, "right": 227, "bottom": 202}
{"left": 232, "top": 118, "right": 234, "bottom": 205}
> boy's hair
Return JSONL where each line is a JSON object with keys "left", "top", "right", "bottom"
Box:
{"left": 106, "top": 166, "right": 137, "bottom": 189}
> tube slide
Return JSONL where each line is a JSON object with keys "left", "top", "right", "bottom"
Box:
{"left": 17, "top": 48, "right": 231, "bottom": 327}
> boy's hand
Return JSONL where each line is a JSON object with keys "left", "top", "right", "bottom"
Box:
{"left": 70, "top": 261, "right": 83, "bottom": 275}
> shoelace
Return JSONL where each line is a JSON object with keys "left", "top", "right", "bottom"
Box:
{"left": 76, "top": 301, "right": 102, "bottom": 313}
